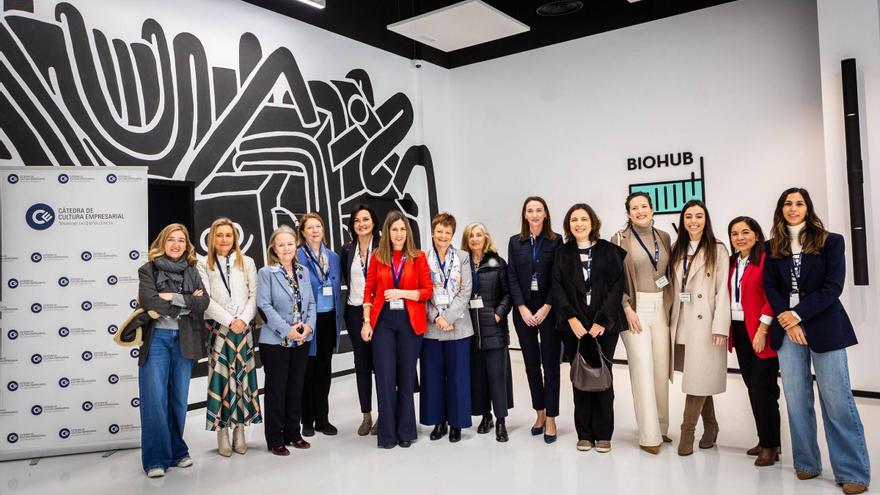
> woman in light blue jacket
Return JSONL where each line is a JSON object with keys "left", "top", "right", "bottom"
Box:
{"left": 297, "top": 212, "right": 344, "bottom": 436}
{"left": 257, "top": 225, "right": 317, "bottom": 456}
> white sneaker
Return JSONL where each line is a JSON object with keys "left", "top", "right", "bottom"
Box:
{"left": 175, "top": 457, "right": 193, "bottom": 468}
{"left": 146, "top": 468, "right": 165, "bottom": 478}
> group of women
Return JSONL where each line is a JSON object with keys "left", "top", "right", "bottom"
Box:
{"left": 132, "top": 189, "right": 870, "bottom": 494}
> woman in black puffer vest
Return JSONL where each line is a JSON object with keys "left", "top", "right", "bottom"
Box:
{"left": 461, "top": 222, "right": 514, "bottom": 442}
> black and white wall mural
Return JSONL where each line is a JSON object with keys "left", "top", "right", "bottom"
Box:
{"left": 0, "top": 0, "right": 439, "bottom": 258}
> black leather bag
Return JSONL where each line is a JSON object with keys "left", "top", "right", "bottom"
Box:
{"left": 570, "top": 338, "right": 612, "bottom": 392}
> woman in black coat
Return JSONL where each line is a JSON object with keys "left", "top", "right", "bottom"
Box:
{"left": 462, "top": 222, "right": 514, "bottom": 442}
{"left": 552, "top": 204, "right": 626, "bottom": 454}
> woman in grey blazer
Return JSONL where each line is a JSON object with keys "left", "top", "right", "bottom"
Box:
{"left": 420, "top": 213, "right": 474, "bottom": 443}
{"left": 257, "top": 225, "right": 317, "bottom": 456}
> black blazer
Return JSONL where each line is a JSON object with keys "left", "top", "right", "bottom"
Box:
{"left": 469, "top": 252, "right": 513, "bottom": 350}
{"left": 551, "top": 239, "right": 627, "bottom": 334}
{"left": 507, "top": 232, "right": 563, "bottom": 309}
{"left": 763, "top": 233, "right": 857, "bottom": 353}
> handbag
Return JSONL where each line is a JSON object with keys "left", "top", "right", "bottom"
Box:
{"left": 570, "top": 337, "right": 612, "bottom": 392}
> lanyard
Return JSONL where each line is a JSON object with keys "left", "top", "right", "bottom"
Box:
{"left": 281, "top": 265, "right": 303, "bottom": 315}
{"left": 734, "top": 257, "right": 746, "bottom": 302}
{"left": 391, "top": 255, "right": 406, "bottom": 289}
{"left": 433, "top": 247, "right": 452, "bottom": 289}
{"left": 530, "top": 234, "right": 544, "bottom": 276}
{"left": 682, "top": 249, "right": 695, "bottom": 288}
{"left": 579, "top": 248, "right": 593, "bottom": 291}
{"left": 215, "top": 255, "right": 232, "bottom": 297}
{"left": 471, "top": 257, "right": 480, "bottom": 296}
{"left": 305, "top": 246, "right": 328, "bottom": 284}
{"left": 790, "top": 253, "right": 802, "bottom": 293}
{"left": 356, "top": 242, "right": 371, "bottom": 278}
{"left": 631, "top": 226, "right": 660, "bottom": 271}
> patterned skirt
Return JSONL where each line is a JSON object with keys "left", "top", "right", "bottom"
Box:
{"left": 206, "top": 321, "right": 262, "bottom": 429}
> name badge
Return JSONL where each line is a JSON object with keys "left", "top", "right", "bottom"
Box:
{"left": 224, "top": 302, "right": 240, "bottom": 316}
{"left": 469, "top": 296, "right": 484, "bottom": 309}
{"left": 322, "top": 285, "right": 333, "bottom": 297}
{"left": 655, "top": 276, "right": 669, "bottom": 289}
{"left": 789, "top": 292, "right": 800, "bottom": 308}
{"left": 530, "top": 276, "right": 539, "bottom": 292}
{"left": 731, "top": 309, "right": 745, "bottom": 321}
{"left": 679, "top": 292, "right": 692, "bottom": 303}
{"left": 585, "top": 293, "right": 592, "bottom": 306}
{"left": 390, "top": 299, "right": 405, "bottom": 310}
{"left": 433, "top": 288, "right": 451, "bottom": 306}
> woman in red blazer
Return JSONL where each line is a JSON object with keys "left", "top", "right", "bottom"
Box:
{"left": 361, "top": 211, "right": 433, "bottom": 449}
{"left": 727, "top": 216, "right": 780, "bottom": 467}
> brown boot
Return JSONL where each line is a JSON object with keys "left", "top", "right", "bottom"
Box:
{"left": 747, "top": 444, "right": 761, "bottom": 456}
{"left": 698, "top": 396, "right": 719, "bottom": 449}
{"left": 678, "top": 395, "right": 705, "bottom": 456}
{"left": 841, "top": 483, "right": 868, "bottom": 494}
{"left": 755, "top": 447, "right": 777, "bottom": 466}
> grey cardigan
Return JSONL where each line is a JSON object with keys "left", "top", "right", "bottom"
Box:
{"left": 137, "top": 261, "right": 210, "bottom": 366}
{"left": 425, "top": 250, "right": 474, "bottom": 341}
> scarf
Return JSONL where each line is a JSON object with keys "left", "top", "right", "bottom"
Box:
{"left": 153, "top": 256, "right": 193, "bottom": 293}
{"left": 427, "top": 245, "right": 462, "bottom": 295}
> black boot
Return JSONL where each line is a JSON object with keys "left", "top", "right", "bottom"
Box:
{"left": 430, "top": 422, "right": 448, "bottom": 441}
{"left": 495, "top": 418, "right": 508, "bottom": 443}
{"left": 449, "top": 427, "right": 461, "bottom": 443}
{"left": 477, "top": 414, "right": 494, "bottom": 434}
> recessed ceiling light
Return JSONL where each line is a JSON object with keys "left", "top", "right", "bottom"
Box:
{"left": 536, "top": 1, "right": 583, "bottom": 17}
{"left": 295, "top": 0, "right": 325, "bottom": 9}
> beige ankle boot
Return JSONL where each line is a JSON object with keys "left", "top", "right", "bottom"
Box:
{"left": 678, "top": 395, "right": 705, "bottom": 456}
{"left": 699, "top": 396, "right": 719, "bottom": 449}
{"left": 233, "top": 424, "right": 247, "bottom": 454}
{"left": 217, "top": 427, "right": 231, "bottom": 457}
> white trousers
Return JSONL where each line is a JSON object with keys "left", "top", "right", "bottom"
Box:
{"left": 620, "top": 292, "right": 671, "bottom": 446}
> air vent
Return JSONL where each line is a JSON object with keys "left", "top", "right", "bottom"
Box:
{"left": 536, "top": 0, "right": 583, "bottom": 17}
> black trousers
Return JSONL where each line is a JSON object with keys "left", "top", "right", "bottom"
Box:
{"left": 470, "top": 346, "right": 513, "bottom": 419}
{"left": 344, "top": 304, "right": 374, "bottom": 413}
{"left": 731, "top": 320, "right": 781, "bottom": 448}
{"left": 260, "top": 342, "right": 309, "bottom": 448}
{"left": 572, "top": 332, "right": 618, "bottom": 442}
{"left": 302, "top": 310, "right": 336, "bottom": 427}
{"left": 512, "top": 303, "right": 561, "bottom": 416}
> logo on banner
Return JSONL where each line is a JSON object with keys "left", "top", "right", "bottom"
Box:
{"left": 7, "top": 174, "right": 19, "bottom": 184}
{"left": 129, "top": 299, "right": 138, "bottom": 309}
{"left": 108, "top": 424, "right": 120, "bottom": 434}
{"left": 131, "top": 398, "right": 140, "bottom": 408}
{"left": 106, "top": 174, "right": 117, "bottom": 184}
{"left": 25, "top": 203, "right": 55, "bottom": 230}
{"left": 31, "top": 353, "right": 42, "bottom": 364}
{"left": 81, "top": 301, "right": 92, "bottom": 311}
{"left": 30, "top": 303, "right": 42, "bottom": 313}
{"left": 7, "top": 279, "right": 19, "bottom": 289}
{"left": 129, "top": 250, "right": 140, "bottom": 260}
{"left": 58, "top": 327, "right": 70, "bottom": 337}
{"left": 58, "top": 377, "right": 70, "bottom": 388}
{"left": 130, "top": 349, "right": 140, "bottom": 359}
{"left": 81, "top": 251, "right": 92, "bottom": 262}
{"left": 107, "top": 275, "right": 118, "bottom": 285}
{"left": 81, "top": 351, "right": 93, "bottom": 361}
{"left": 7, "top": 381, "right": 19, "bottom": 391}
{"left": 82, "top": 401, "right": 93, "bottom": 412}
{"left": 7, "top": 329, "right": 18, "bottom": 340}
{"left": 108, "top": 374, "right": 119, "bottom": 384}
{"left": 627, "top": 153, "right": 707, "bottom": 215}
{"left": 31, "top": 252, "right": 42, "bottom": 263}
{"left": 59, "top": 428, "right": 71, "bottom": 439}
{"left": 7, "top": 433, "right": 19, "bottom": 443}
{"left": 107, "top": 325, "right": 118, "bottom": 335}
{"left": 58, "top": 173, "right": 69, "bottom": 184}
{"left": 31, "top": 405, "right": 43, "bottom": 415}
{"left": 58, "top": 276, "right": 70, "bottom": 287}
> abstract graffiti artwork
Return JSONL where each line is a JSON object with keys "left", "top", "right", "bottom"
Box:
{"left": 0, "top": 1, "right": 438, "bottom": 260}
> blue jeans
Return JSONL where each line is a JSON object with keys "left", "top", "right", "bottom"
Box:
{"left": 138, "top": 329, "right": 194, "bottom": 472}
{"left": 777, "top": 338, "right": 870, "bottom": 486}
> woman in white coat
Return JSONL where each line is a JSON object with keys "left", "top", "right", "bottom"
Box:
{"left": 669, "top": 200, "right": 731, "bottom": 456}
{"left": 197, "top": 217, "right": 261, "bottom": 456}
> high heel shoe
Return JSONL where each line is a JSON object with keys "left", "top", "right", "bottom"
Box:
{"left": 430, "top": 422, "right": 448, "bottom": 441}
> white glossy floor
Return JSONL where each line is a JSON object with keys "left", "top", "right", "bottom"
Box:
{"left": 1, "top": 354, "right": 878, "bottom": 495}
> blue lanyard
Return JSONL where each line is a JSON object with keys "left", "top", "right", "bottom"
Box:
{"left": 433, "top": 247, "right": 452, "bottom": 289}
{"left": 357, "top": 243, "right": 371, "bottom": 278}
{"left": 792, "top": 253, "right": 802, "bottom": 279}
{"left": 734, "top": 257, "right": 745, "bottom": 302}
{"left": 215, "top": 255, "right": 232, "bottom": 297}
{"left": 470, "top": 257, "right": 480, "bottom": 296}
{"left": 281, "top": 265, "right": 303, "bottom": 315}
{"left": 631, "top": 226, "right": 660, "bottom": 271}
{"left": 391, "top": 255, "right": 406, "bottom": 289}
{"left": 530, "top": 234, "right": 544, "bottom": 276}
{"left": 305, "top": 247, "right": 328, "bottom": 284}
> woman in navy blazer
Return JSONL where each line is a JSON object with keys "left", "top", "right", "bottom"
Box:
{"left": 763, "top": 188, "right": 869, "bottom": 494}
{"left": 257, "top": 225, "right": 317, "bottom": 456}
{"left": 297, "top": 213, "right": 344, "bottom": 437}
{"left": 507, "top": 196, "right": 564, "bottom": 443}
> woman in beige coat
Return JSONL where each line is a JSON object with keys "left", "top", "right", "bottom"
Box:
{"left": 669, "top": 200, "right": 731, "bottom": 456}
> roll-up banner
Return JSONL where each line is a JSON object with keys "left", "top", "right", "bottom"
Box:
{"left": 0, "top": 166, "right": 148, "bottom": 461}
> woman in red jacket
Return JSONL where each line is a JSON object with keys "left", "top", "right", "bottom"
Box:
{"left": 361, "top": 211, "right": 433, "bottom": 449}
{"left": 727, "top": 216, "right": 780, "bottom": 467}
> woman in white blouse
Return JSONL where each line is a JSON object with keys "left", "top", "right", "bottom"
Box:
{"left": 197, "top": 217, "right": 261, "bottom": 456}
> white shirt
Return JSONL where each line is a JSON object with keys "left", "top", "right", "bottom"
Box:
{"left": 347, "top": 242, "right": 370, "bottom": 306}
{"left": 729, "top": 254, "right": 774, "bottom": 325}
{"left": 197, "top": 253, "right": 258, "bottom": 327}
